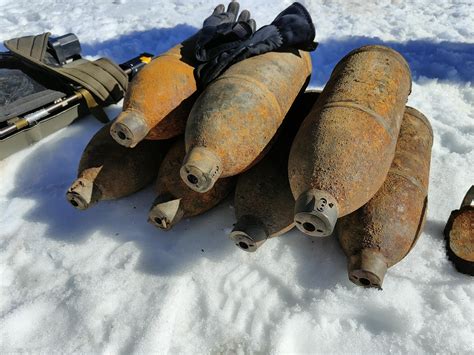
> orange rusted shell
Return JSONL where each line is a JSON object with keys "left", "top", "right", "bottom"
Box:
{"left": 289, "top": 45, "right": 412, "bottom": 237}
{"left": 66, "top": 123, "right": 170, "bottom": 210}
{"left": 230, "top": 90, "right": 321, "bottom": 252}
{"left": 110, "top": 38, "right": 198, "bottom": 147}
{"left": 337, "top": 107, "right": 433, "bottom": 288}
{"left": 145, "top": 92, "right": 197, "bottom": 141}
{"left": 444, "top": 186, "right": 474, "bottom": 276}
{"left": 148, "top": 138, "right": 235, "bottom": 230}
{"left": 181, "top": 49, "right": 312, "bottom": 193}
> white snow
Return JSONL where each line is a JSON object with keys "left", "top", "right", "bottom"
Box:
{"left": 1, "top": 0, "right": 473, "bottom": 353}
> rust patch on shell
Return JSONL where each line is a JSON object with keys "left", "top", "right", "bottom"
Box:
{"left": 185, "top": 49, "right": 312, "bottom": 178}
{"left": 288, "top": 45, "right": 412, "bottom": 217}
{"left": 337, "top": 106, "right": 433, "bottom": 286}
{"left": 74, "top": 123, "right": 170, "bottom": 202}
{"left": 446, "top": 209, "right": 474, "bottom": 262}
{"left": 155, "top": 139, "right": 235, "bottom": 219}
{"left": 444, "top": 185, "right": 474, "bottom": 275}
{"left": 234, "top": 91, "right": 320, "bottom": 239}
{"left": 122, "top": 38, "right": 198, "bottom": 140}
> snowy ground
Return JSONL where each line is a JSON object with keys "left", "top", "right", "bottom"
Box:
{"left": 1, "top": 0, "right": 473, "bottom": 353}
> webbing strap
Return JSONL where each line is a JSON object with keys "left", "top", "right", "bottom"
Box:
{"left": 4, "top": 33, "right": 128, "bottom": 106}
{"left": 4, "top": 32, "right": 49, "bottom": 61}
{"left": 76, "top": 89, "right": 110, "bottom": 123}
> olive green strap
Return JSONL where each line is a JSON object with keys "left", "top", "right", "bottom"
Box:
{"left": 4, "top": 32, "right": 49, "bottom": 61}
{"left": 4, "top": 32, "right": 128, "bottom": 106}
{"left": 59, "top": 58, "right": 126, "bottom": 104}
{"left": 76, "top": 88, "right": 110, "bottom": 123}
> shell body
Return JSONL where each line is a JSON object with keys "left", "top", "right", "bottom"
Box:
{"left": 231, "top": 91, "right": 320, "bottom": 251}
{"left": 66, "top": 123, "right": 169, "bottom": 209}
{"left": 289, "top": 45, "right": 412, "bottom": 237}
{"left": 149, "top": 139, "right": 235, "bottom": 230}
{"left": 181, "top": 49, "right": 312, "bottom": 193}
{"left": 110, "top": 39, "right": 198, "bottom": 147}
{"left": 337, "top": 107, "right": 433, "bottom": 288}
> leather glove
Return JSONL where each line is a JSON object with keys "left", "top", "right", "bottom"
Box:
{"left": 197, "top": 2, "right": 317, "bottom": 86}
{"left": 195, "top": 1, "right": 257, "bottom": 62}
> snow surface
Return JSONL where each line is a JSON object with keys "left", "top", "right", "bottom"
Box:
{"left": 1, "top": 0, "right": 473, "bottom": 353}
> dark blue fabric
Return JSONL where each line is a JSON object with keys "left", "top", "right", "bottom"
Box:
{"left": 196, "top": 2, "right": 317, "bottom": 86}
{"left": 195, "top": 2, "right": 256, "bottom": 62}
{"left": 195, "top": 22, "right": 254, "bottom": 62}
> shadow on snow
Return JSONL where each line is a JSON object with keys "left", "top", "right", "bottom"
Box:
{"left": 81, "top": 27, "right": 473, "bottom": 86}
{"left": 309, "top": 35, "right": 474, "bottom": 86}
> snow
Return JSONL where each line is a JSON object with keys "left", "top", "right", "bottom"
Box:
{"left": 0, "top": 0, "right": 473, "bottom": 353}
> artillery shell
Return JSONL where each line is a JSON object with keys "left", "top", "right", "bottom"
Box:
{"left": 66, "top": 123, "right": 169, "bottom": 210}
{"left": 231, "top": 90, "right": 321, "bottom": 252}
{"left": 337, "top": 107, "right": 433, "bottom": 288}
{"left": 110, "top": 38, "right": 197, "bottom": 147}
{"left": 444, "top": 186, "right": 474, "bottom": 276}
{"left": 148, "top": 139, "right": 235, "bottom": 230}
{"left": 181, "top": 49, "right": 312, "bottom": 193}
{"left": 289, "top": 45, "right": 412, "bottom": 237}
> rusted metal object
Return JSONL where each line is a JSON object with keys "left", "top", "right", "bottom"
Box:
{"left": 181, "top": 49, "right": 312, "bottom": 193}
{"left": 110, "top": 38, "right": 198, "bottom": 147}
{"left": 288, "top": 45, "right": 412, "bottom": 237}
{"left": 337, "top": 107, "right": 433, "bottom": 288}
{"left": 66, "top": 123, "right": 169, "bottom": 210}
{"left": 444, "top": 186, "right": 474, "bottom": 276}
{"left": 149, "top": 138, "right": 235, "bottom": 230}
{"left": 231, "top": 90, "right": 320, "bottom": 252}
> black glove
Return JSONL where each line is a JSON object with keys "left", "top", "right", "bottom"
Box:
{"left": 197, "top": 2, "right": 317, "bottom": 86}
{"left": 195, "top": 1, "right": 257, "bottom": 62}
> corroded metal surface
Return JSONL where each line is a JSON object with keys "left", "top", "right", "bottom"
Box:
{"left": 181, "top": 49, "right": 312, "bottom": 193}
{"left": 66, "top": 123, "right": 169, "bottom": 209}
{"left": 288, "top": 45, "right": 412, "bottom": 237}
{"left": 444, "top": 185, "right": 474, "bottom": 276}
{"left": 337, "top": 107, "right": 433, "bottom": 288}
{"left": 144, "top": 92, "right": 197, "bottom": 140}
{"left": 110, "top": 38, "right": 198, "bottom": 147}
{"left": 230, "top": 91, "right": 319, "bottom": 252}
{"left": 149, "top": 139, "right": 235, "bottom": 230}
{"left": 231, "top": 152, "right": 297, "bottom": 251}
{"left": 231, "top": 91, "right": 320, "bottom": 252}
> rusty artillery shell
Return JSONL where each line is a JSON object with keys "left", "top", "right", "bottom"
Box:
{"left": 288, "top": 45, "right": 412, "bottom": 237}
{"left": 336, "top": 107, "right": 433, "bottom": 288}
{"left": 444, "top": 186, "right": 474, "bottom": 276}
{"left": 66, "top": 123, "right": 169, "bottom": 210}
{"left": 110, "top": 38, "right": 197, "bottom": 148}
{"left": 181, "top": 49, "right": 312, "bottom": 193}
{"left": 230, "top": 90, "right": 321, "bottom": 252}
{"left": 148, "top": 139, "right": 235, "bottom": 230}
